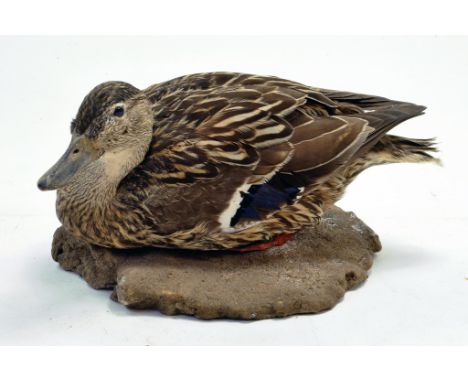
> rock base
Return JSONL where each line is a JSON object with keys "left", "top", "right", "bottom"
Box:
{"left": 51, "top": 207, "right": 381, "bottom": 320}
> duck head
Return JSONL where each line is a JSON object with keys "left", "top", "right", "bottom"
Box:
{"left": 38, "top": 81, "right": 154, "bottom": 191}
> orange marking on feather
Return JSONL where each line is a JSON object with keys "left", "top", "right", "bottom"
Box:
{"left": 236, "top": 233, "right": 294, "bottom": 252}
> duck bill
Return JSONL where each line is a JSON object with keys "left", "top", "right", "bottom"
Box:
{"left": 37, "top": 136, "right": 95, "bottom": 191}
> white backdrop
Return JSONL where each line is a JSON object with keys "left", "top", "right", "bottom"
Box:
{"left": 0, "top": 36, "right": 467, "bottom": 345}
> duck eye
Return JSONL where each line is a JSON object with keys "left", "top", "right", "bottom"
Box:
{"left": 113, "top": 106, "right": 124, "bottom": 117}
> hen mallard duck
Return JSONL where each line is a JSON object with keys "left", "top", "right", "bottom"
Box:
{"left": 38, "top": 72, "right": 438, "bottom": 251}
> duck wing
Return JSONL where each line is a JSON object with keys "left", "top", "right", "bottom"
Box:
{"left": 126, "top": 72, "right": 424, "bottom": 229}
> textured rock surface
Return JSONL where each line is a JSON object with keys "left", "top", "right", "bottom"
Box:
{"left": 51, "top": 207, "right": 381, "bottom": 320}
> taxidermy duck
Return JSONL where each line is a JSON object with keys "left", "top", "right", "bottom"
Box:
{"left": 38, "top": 72, "right": 438, "bottom": 251}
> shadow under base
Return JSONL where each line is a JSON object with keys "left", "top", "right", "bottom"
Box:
{"left": 51, "top": 207, "right": 381, "bottom": 320}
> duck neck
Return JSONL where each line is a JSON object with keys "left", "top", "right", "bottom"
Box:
{"left": 57, "top": 146, "right": 147, "bottom": 243}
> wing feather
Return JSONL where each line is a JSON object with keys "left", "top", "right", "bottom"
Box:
{"left": 133, "top": 72, "right": 423, "bottom": 193}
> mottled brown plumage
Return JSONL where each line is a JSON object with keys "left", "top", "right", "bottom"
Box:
{"left": 38, "top": 72, "right": 439, "bottom": 250}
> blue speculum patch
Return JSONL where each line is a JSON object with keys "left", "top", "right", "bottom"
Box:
{"left": 230, "top": 181, "right": 300, "bottom": 226}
